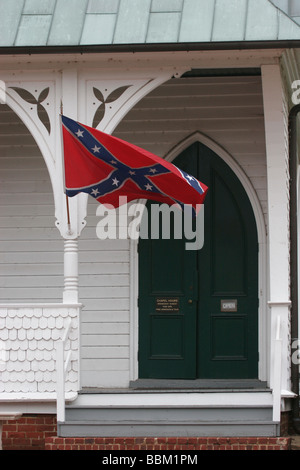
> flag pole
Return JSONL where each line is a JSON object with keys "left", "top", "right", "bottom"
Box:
{"left": 65, "top": 194, "right": 72, "bottom": 235}
{"left": 60, "top": 100, "right": 72, "bottom": 235}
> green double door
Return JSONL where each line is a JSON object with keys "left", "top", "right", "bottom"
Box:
{"left": 138, "top": 142, "right": 258, "bottom": 380}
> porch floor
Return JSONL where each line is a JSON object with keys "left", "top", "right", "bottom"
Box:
{"left": 80, "top": 379, "right": 269, "bottom": 393}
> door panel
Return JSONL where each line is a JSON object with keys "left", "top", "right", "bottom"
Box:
{"left": 138, "top": 142, "right": 258, "bottom": 380}
{"left": 150, "top": 236, "right": 184, "bottom": 294}
{"left": 138, "top": 201, "right": 198, "bottom": 379}
{"left": 211, "top": 315, "right": 247, "bottom": 359}
{"left": 197, "top": 144, "right": 258, "bottom": 379}
{"left": 211, "top": 173, "right": 246, "bottom": 295}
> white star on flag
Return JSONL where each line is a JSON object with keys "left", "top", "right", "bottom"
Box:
{"left": 92, "top": 145, "right": 101, "bottom": 153}
{"left": 91, "top": 188, "right": 100, "bottom": 196}
{"left": 76, "top": 129, "right": 84, "bottom": 138}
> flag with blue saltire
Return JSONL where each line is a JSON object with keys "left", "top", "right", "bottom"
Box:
{"left": 61, "top": 115, "right": 208, "bottom": 213}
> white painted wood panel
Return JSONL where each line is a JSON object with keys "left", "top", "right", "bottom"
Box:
{"left": 80, "top": 371, "right": 129, "bottom": 388}
{"left": 78, "top": 196, "right": 131, "bottom": 387}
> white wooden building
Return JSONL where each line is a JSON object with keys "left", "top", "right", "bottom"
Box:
{"left": 0, "top": 0, "right": 300, "bottom": 440}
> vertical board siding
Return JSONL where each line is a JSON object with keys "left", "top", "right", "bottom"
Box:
{"left": 0, "top": 105, "right": 63, "bottom": 303}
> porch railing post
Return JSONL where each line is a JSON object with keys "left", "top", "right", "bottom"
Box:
{"left": 56, "top": 319, "right": 72, "bottom": 423}
{"left": 56, "top": 340, "right": 65, "bottom": 423}
{"left": 273, "top": 316, "right": 282, "bottom": 422}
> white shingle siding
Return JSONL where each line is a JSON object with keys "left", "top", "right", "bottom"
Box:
{"left": 0, "top": 306, "right": 79, "bottom": 395}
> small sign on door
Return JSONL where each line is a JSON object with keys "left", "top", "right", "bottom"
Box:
{"left": 156, "top": 297, "right": 180, "bottom": 312}
{"left": 221, "top": 299, "right": 237, "bottom": 312}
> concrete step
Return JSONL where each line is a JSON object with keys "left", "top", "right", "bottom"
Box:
{"left": 58, "top": 420, "right": 278, "bottom": 438}
{"left": 64, "top": 406, "right": 273, "bottom": 422}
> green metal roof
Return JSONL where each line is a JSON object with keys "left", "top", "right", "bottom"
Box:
{"left": 0, "top": 0, "right": 300, "bottom": 48}
{"left": 271, "top": 0, "right": 300, "bottom": 25}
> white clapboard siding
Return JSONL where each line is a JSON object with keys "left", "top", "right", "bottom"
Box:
{"left": 79, "top": 197, "right": 131, "bottom": 388}
{"left": 0, "top": 105, "right": 63, "bottom": 304}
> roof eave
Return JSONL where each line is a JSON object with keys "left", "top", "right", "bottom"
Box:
{"left": 0, "top": 40, "right": 299, "bottom": 55}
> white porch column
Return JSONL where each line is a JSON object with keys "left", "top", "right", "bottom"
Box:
{"left": 261, "top": 64, "right": 291, "bottom": 391}
{"left": 63, "top": 240, "right": 79, "bottom": 304}
{"left": 0, "top": 80, "right": 6, "bottom": 104}
{"left": 60, "top": 69, "right": 87, "bottom": 304}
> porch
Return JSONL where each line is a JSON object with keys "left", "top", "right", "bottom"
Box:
{"left": 0, "top": 65, "right": 296, "bottom": 442}
{"left": 0, "top": 302, "right": 290, "bottom": 440}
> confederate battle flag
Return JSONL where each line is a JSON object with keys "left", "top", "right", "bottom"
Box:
{"left": 61, "top": 115, "right": 208, "bottom": 213}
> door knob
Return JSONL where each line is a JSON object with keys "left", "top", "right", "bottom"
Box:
{"left": 188, "top": 299, "right": 193, "bottom": 304}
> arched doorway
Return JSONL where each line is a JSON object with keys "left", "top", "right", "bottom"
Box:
{"left": 138, "top": 142, "right": 259, "bottom": 380}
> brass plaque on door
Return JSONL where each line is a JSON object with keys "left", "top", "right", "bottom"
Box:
{"left": 156, "top": 297, "right": 180, "bottom": 312}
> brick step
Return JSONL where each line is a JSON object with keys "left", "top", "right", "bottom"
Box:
{"left": 45, "top": 436, "right": 291, "bottom": 451}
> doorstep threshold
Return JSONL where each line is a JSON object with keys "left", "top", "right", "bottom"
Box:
{"left": 80, "top": 379, "right": 269, "bottom": 394}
